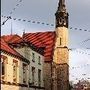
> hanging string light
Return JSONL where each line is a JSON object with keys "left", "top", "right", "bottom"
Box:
{"left": 1, "top": 15, "right": 90, "bottom": 33}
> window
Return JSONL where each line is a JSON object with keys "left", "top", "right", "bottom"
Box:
{"left": 23, "top": 63, "right": 27, "bottom": 83}
{"left": 13, "top": 59, "right": 18, "bottom": 83}
{"left": 1, "top": 59, "right": 5, "bottom": 76}
{"left": 1, "top": 55, "right": 7, "bottom": 80}
{"left": 32, "top": 67, "right": 35, "bottom": 84}
{"left": 60, "top": 38, "right": 62, "bottom": 45}
{"left": 38, "top": 56, "right": 41, "bottom": 65}
{"left": 38, "top": 69, "right": 41, "bottom": 86}
{"left": 32, "top": 53, "right": 35, "bottom": 62}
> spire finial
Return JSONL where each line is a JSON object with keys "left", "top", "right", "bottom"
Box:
{"left": 58, "top": 0, "right": 66, "bottom": 12}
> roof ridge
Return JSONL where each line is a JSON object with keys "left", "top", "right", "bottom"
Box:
{"left": 1, "top": 34, "right": 18, "bottom": 37}
{"left": 23, "top": 31, "right": 55, "bottom": 34}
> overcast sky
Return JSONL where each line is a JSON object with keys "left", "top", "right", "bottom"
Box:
{"left": 1, "top": 0, "right": 90, "bottom": 83}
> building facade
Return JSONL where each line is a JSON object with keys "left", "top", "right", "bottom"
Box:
{"left": 1, "top": 38, "right": 30, "bottom": 90}
{"left": 1, "top": 37, "right": 45, "bottom": 90}
{"left": 52, "top": 0, "right": 69, "bottom": 90}
{"left": 13, "top": 42, "right": 45, "bottom": 90}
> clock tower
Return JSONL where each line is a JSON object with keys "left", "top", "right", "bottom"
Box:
{"left": 52, "top": 0, "right": 69, "bottom": 90}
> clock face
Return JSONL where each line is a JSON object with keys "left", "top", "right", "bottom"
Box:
{"left": 55, "top": 11, "right": 68, "bottom": 28}
{"left": 58, "top": 17, "right": 66, "bottom": 26}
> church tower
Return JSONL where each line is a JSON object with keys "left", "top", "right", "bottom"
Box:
{"left": 52, "top": 0, "right": 69, "bottom": 90}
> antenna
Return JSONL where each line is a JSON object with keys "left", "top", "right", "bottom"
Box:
{"left": 11, "top": 19, "right": 13, "bottom": 35}
{"left": 22, "top": 29, "right": 25, "bottom": 41}
{"left": 23, "top": 29, "right": 25, "bottom": 35}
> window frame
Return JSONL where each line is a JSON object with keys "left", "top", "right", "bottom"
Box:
{"left": 32, "top": 52, "right": 35, "bottom": 62}
{"left": 38, "top": 69, "right": 41, "bottom": 86}
{"left": 1, "top": 55, "right": 7, "bottom": 80}
{"left": 13, "top": 59, "right": 18, "bottom": 83}
{"left": 23, "top": 63, "right": 27, "bottom": 84}
{"left": 32, "top": 67, "right": 35, "bottom": 84}
{"left": 38, "top": 56, "right": 41, "bottom": 65}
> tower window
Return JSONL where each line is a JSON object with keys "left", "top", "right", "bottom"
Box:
{"left": 60, "top": 38, "right": 62, "bottom": 45}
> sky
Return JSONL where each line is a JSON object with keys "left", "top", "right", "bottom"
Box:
{"left": 1, "top": 0, "right": 90, "bottom": 83}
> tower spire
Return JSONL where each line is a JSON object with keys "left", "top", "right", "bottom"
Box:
{"left": 58, "top": 0, "right": 65, "bottom": 11}
{"left": 55, "top": 0, "right": 68, "bottom": 28}
{"left": 11, "top": 19, "right": 13, "bottom": 35}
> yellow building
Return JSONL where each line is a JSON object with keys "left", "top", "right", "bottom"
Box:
{"left": 1, "top": 35, "right": 45, "bottom": 90}
{"left": 1, "top": 38, "right": 30, "bottom": 90}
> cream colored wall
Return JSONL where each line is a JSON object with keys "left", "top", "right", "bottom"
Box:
{"left": 53, "top": 27, "right": 68, "bottom": 64}
{"left": 53, "top": 48, "right": 69, "bottom": 64}
{"left": 55, "top": 27, "right": 68, "bottom": 48}
{"left": 1, "top": 52, "right": 29, "bottom": 90}
{"left": 15, "top": 46, "right": 44, "bottom": 87}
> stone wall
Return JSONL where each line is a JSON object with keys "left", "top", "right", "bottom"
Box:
{"left": 43, "top": 62, "right": 52, "bottom": 90}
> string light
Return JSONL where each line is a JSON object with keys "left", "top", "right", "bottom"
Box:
{"left": 70, "top": 64, "right": 90, "bottom": 70}
{"left": 1, "top": 15, "right": 90, "bottom": 33}
{"left": 2, "top": 0, "right": 23, "bottom": 25}
{"left": 70, "top": 49, "right": 90, "bottom": 55}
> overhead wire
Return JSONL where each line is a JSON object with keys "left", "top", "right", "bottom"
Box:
{"left": 1, "top": 15, "right": 90, "bottom": 33}
{"left": 1, "top": 0, "right": 23, "bottom": 26}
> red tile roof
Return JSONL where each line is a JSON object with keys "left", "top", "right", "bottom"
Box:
{"left": 2, "top": 34, "right": 23, "bottom": 44}
{"left": 1, "top": 31, "right": 56, "bottom": 62}
{"left": 1, "top": 38, "right": 30, "bottom": 63}
{"left": 23, "top": 31, "right": 56, "bottom": 61}
{"left": 1, "top": 38, "right": 21, "bottom": 56}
